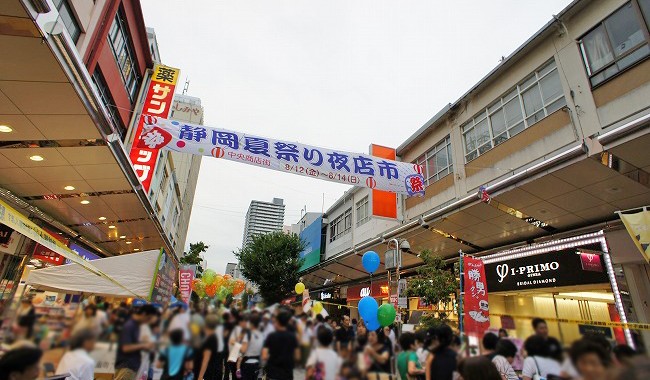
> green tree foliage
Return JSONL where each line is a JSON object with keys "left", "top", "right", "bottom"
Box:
{"left": 234, "top": 231, "right": 304, "bottom": 304}
{"left": 180, "top": 241, "right": 208, "bottom": 277}
{"left": 406, "top": 249, "right": 459, "bottom": 325}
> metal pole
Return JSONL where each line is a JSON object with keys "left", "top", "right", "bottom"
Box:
{"left": 599, "top": 235, "right": 635, "bottom": 348}
{"left": 459, "top": 250, "right": 464, "bottom": 339}
{"left": 552, "top": 293, "right": 565, "bottom": 343}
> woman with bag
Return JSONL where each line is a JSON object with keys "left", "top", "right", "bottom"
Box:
{"left": 228, "top": 314, "right": 249, "bottom": 379}
{"left": 364, "top": 329, "right": 391, "bottom": 376}
{"left": 157, "top": 329, "right": 194, "bottom": 380}
{"left": 239, "top": 315, "right": 264, "bottom": 380}
{"left": 521, "top": 335, "right": 561, "bottom": 380}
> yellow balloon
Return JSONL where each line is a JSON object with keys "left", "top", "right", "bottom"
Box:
{"left": 295, "top": 282, "right": 305, "bottom": 295}
{"left": 312, "top": 301, "right": 323, "bottom": 314}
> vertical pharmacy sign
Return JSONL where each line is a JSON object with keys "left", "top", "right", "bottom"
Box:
{"left": 129, "top": 64, "right": 180, "bottom": 192}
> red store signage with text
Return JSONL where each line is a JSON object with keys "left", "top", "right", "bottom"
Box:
{"left": 32, "top": 230, "right": 68, "bottom": 266}
{"left": 463, "top": 257, "right": 490, "bottom": 336}
{"left": 128, "top": 64, "right": 180, "bottom": 192}
{"left": 178, "top": 265, "right": 195, "bottom": 305}
{"left": 347, "top": 281, "right": 389, "bottom": 301}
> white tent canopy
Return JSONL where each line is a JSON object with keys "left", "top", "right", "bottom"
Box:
{"left": 25, "top": 250, "right": 160, "bottom": 298}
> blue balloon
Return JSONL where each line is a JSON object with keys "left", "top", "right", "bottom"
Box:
{"left": 362, "top": 251, "right": 381, "bottom": 273}
{"left": 364, "top": 317, "right": 381, "bottom": 331}
{"left": 358, "top": 296, "right": 378, "bottom": 320}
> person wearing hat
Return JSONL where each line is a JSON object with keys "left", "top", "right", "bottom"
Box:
{"left": 0, "top": 346, "right": 42, "bottom": 380}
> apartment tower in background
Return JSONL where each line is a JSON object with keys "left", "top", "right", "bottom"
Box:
{"left": 242, "top": 198, "right": 285, "bottom": 247}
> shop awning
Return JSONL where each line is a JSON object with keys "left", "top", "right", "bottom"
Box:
{"left": 25, "top": 249, "right": 160, "bottom": 298}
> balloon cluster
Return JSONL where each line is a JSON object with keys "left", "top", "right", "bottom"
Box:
{"left": 192, "top": 269, "right": 246, "bottom": 301}
{"left": 295, "top": 282, "right": 324, "bottom": 314}
{"left": 358, "top": 251, "right": 396, "bottom": 330}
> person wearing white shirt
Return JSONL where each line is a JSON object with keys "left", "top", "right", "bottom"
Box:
{"left": 492, "top": 339, "right": 519, "bottom": 380}
{"left": 168, "top": 307, "right": 191, "bottom": 342}
{"left": 522, "top": 336, "right": 561, "bottom": 380}
{"left": 56, "top": 329, "right": 97, "bottom": 380}
{"left": 306, "top": 326, "right": 342, "bottom": 380}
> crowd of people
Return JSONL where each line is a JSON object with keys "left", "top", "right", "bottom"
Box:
{"left": 0, "top": 299, "right": 648, "bottom": 380}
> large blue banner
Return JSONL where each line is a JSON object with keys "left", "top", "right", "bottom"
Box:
{"left": 299, "top": 217, "right": 323, "bottom": 272}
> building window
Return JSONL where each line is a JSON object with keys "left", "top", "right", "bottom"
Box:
{"left": 52, "top": 0, "right": 81, "bottom": 43}
{"left": 579, "top": 1, "right": 650, "bottom": 87}
{"left": 107, "top": 10, "right": 140, "bottom": 103}
{"left": 414, "top": 136, "right": 453, "bottom": 186}
{"left": 330, "top": 208, "right": 352, "bottom": 242}
{"left": 356, "top": 196, "right": 369, "bottom": 226}
{"left": 91, "top": 69, "right": 126, "bottom": 138}
{"left": 462, "top": 59, "right": 566, "bottom": 162}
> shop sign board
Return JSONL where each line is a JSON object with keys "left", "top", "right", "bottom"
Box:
{"left": 32, "top": 229, "right": 68, "bottom": 265}
{"left": 66, "top": 243, "right": 100, "bottom": 264}
{"left": 347, "top": 281, "right": 389, "bottom": 301}
{"left": 500, "top": 315, "right": 516, "bottom": 330}
{"left": 417, "top": 298, "right": 434, "bottom": 310}
{"left": 579, "top": 252, "right": 603, "bottom": 272}
{"left": 129, "top": 64, "right": 180, "bottom": 192}
{"left": 485, "top": 246, "right": 609, "bottom": 292}
{"left": 299, "top": 216, "right": 322, "bottom": 271}
{"left": 463, "top": 256, "right": 490, "bottom": 335}
{"left": 136, "top": 117, "right": 426, "bottom": 196}
{"left": 390, "top": 294, "right": 398, "bottom": 308}
{"left": 149, "top": 248, "right": 178, "bottom": 304}
{"left": 320, "top": 292, "right": 332, "bottom": 300}
{"left": 178, "top": 265, "right": 195, "bottom": 305}
{"left": 578, "top": 324, "right": 612, "bottom": 338}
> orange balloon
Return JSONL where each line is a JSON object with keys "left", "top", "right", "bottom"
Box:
{"left": 223, "top": 274, "right": 232, "bottom": 281}
{"left": 213, "top": 275, "right": 224, "bottom": 289}
{"left": 191, "top": 278, "right": 202, "bottom": 291}
{"left": 205, "top": 283, "right": 218, "bottom": 297}
{"left": 233, "top": 279, "right": 245, "bottom": 296}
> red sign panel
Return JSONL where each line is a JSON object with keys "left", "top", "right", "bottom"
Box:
{"left": 370, "top": 144, "right": 398, "bottom": 219}
{"left": 463, "top": 256, "right": 490, "bottom": 336}
{"left": 417, "top": 298, "right": 434, "bottom": 310}
{"left": 129, "top": 64, "right": 180, "bottom": 192}
{"left": 32, "top": 231, "right": 68, "bottom": 266}
{"left": 178, "top": 265, "right": 195, "bottom": 305}
{"left": 580, "top": 252, "right": 603, "bottom": 272}
{"left": 347, "top": 281, "right": 389, "bottom": 301}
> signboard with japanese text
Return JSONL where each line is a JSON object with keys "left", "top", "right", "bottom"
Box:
{"left": 178, "top": 265, "right": 195, "bottom": 305}
{"left": 136, "top": 117, "right": 426, "bottom": 196}
{"left": 484, "top": 244, "right": 608, "bottom": 293}
{"left": 32, "top": 228, "right": 67, "bottom": 265}
{"left": 463, "top": 256, "right": 490, "bottom": 335}
{"left": 299, "top": 217, "right": 322, "bottom": 271}
{"left": 148, "top": 248, "right": 178, "bottom": 304}
{"left": 397, "top": 279, "right": 407, "bottom": 308}
{"left": 129, "top": 64, "right": 180, "bottom": 192}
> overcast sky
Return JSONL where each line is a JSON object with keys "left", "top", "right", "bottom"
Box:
{"left": 140, "top": 0, "right": 573, "bottom": 273}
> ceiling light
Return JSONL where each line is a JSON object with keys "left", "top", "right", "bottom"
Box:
{"left": 125, "top": 241, "right": 132, "bottom": 245}
{"left": 108, "top": 225, "right": 115, "bottom": 229}
{"left": 134, "top": 248, "right": 140, "bottom": 251}
{"left": 98, "top": 216, "right": 106, "bottom": 221}
{"left": 119, "top": 235, "right": 126, "bottom": 239}
{"left": 0, "top": 125, "right": 13, "bottom": 133}
{"left": 64, "top": 185, "right": 75, "bottom": 191}
{"left": 80, "top": 200, "right": 90, "bottom": 205}
{"left": 29, "top": 155, "right": 44, "bottom": 162}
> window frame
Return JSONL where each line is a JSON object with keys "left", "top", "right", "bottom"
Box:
{"left": 91, "top": 69, "right": 126, "bottom": 139}
{"left": 415, "top": 135, "right": 453, "bottom": 186}
{"left": 53, "top": 0, "right": 81, "bottom": 43}
{"left": 578, "top": 0, "right": 650, "bottom": 88}
{"left": 462, "top": 59, "right": 566, "bottom": 162}
{"left": 356, "top": 196, "right": 369, "bottom": 226}
{"left": 329, "top": 207, "right": 352, "bottom": 242}
{"left": 107, "top": 9, "right": 141, "bottom": 103}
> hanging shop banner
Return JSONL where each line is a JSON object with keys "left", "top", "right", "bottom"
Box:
{"left": 618, "top": 209, "right": 650, "bottom": 263}
{"left": 129, "top": 64, "right": 180, "bottom": 192}
{"left": 178, "top": 265, "right": 195, "bottom": 305}
{"left": 397, "top": 278, "right": 408, "bottom": 308}
{"left": 136, "top": 116, "right": 426, "bottom": 196}
{"left": 579, "top": 252, "right": 604, "bottom": 272}
{"left": 463, "top": 256, "right": 490, "bottom": 335}
{"left": 485, "top": 245, "right": 609, "bottom": 293}
{"left": 149, "top": 248, "right": 178, "bottom": 304}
